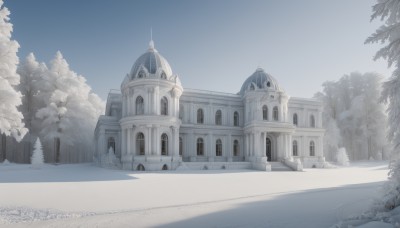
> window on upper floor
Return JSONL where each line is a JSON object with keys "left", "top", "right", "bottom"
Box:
{"left": 310, "top": 115, "right": 315, "bottom": 128}
{"left": 234, "top": 111, "right": 239, "bottom": 126}
{"left": 293, "top": 113, "right": 298, "bottom": 126}
{"left": 215, "top": 110, "right": 222, "bottom": 125}
{"left": 263, "top": 105, "right": 268, "bottom": 120}
{"left": 273, "top": 106, "right": 279, "bottom": 121}
{"left": 161, "top": 97, "right": 168, "bottom": 115}
{"left": 136, "top": 96, "right": 144, "bottom": 115}
{"left": 197, "top": 108, "right": 204, "bottom": 124}
{"left": 138, "top": 70, "right": 145, "bottom": 78}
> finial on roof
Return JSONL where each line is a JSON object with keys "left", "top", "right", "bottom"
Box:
{"left": 149, "top": 27, "right": 155, "bottom": 50}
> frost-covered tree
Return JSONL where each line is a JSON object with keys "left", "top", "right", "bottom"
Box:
{"left": 36, "top": 51, "right": 104, "bottom": 163}
{"left": 31, "top": 138, "right": 44, "bottom": 168}
{"left": 17, "top": 53, "right": 48, "bottom": 147}
{"left": 365, "top": 0, "right": 400, "bottom": 212}
{"left": 316, "top": 72, "right": 387, "bottom": 161}
{"left": 0, "top": 0, "right": 27, "bottom": 149}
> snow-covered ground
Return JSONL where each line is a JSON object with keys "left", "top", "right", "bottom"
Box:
{"left": 0, "top": 161, "right": 389, "bottom": 228}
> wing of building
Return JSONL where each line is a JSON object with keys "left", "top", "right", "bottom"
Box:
{"left": 94, "top": 40, "right": 326, "bottom": 171}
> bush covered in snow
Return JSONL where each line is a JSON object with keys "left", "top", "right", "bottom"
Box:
{"left": 336, "top": 148, "right": 350, "bottom": 166}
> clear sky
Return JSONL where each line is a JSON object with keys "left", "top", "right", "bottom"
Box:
{"left": 4, "top": 0, "right": 391, "bottom": 100}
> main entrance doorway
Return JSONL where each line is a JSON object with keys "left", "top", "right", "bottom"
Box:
{"left": 266, "top": 138, "right": 272, "bottom": 161}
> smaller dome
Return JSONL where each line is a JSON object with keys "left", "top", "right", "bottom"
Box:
{"left": 130, "top": 41, "right": 173, "bottom": 79}
{"left": 239, "top": 68, "right": 281, "bottom": 95}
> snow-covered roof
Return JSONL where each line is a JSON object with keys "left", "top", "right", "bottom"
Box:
{"left": 129, "top": 40, "right": 173, "bottom": 80}
{"left": 239, "top": 68, "right": 282, "bottom": 95}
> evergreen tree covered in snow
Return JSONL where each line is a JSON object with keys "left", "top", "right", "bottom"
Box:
{"left": 366, "top": 0, "right": 400, "bottom": 212}
{"left": 31, "top": 138, "right": 44, "bottom": 168}
{"left": 0, "top": 0, "right": 27, "bottom": 141}
{"left": 36, "top": 52, "right": 104, "bottom": 163}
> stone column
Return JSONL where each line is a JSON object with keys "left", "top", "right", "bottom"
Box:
{"left": 121, "top": 128, "right": 126, "bottom": 155}
{"left": 174, "top": 127, "right": 179, "bottom": 156}
{"left": 263, "top": 132, "right": 267, "bottom": 158}
{"left": 155, "top": 126, "right": 160, "bottom": 155}
{"left": 207, "top": 133, "right": 213, "bottom": 161}
{"left": 146, "top": 125, "right": 152, "bottom": 155}
{"left": 227, "top": 134, "right": 232, "bottom": 161}
{"left": 170, "top": 126, "right": 175, "bottom": 156}
{"left": 288, "top": 134, "right": 293, "bottom": 158}
{"left": 254, "top": 131, "right": 260, "bottom": 157}
{"left": 277, "top": 133, "right": 282, "bottom": 160}
{"left": 126, "top": 128, "right": 131, "bottom": 155}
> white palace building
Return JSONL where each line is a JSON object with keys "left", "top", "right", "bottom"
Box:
{"left": 94, "top": 40, "right": 326, "bottom": 171}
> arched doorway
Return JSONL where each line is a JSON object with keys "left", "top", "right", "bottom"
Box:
{"left": 137, "top": 164, "right": 145, "bottom": 171}
{"left": 266, "top": 138, "right": 272, "bottom": 161}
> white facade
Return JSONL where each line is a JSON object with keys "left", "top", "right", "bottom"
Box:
{"left": 94, "top": 41, "right": 325, "bottom": 171}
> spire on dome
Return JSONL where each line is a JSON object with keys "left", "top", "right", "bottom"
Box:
{"left": 149, "top": 28, "right": 155, "bottom": 50}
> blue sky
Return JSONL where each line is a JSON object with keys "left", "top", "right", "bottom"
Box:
{"left": 4, "top": 0, "right": 391, "bottom": 100}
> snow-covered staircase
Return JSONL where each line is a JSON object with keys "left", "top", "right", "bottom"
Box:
{"left": 270, "top": 162, "right": 294, "bottom": 171}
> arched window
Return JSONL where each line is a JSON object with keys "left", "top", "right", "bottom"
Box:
{"left": 273, "top": 106, "right": 279, "bottom": 121}
{"left": 267, "top": 81, "right": 271, "bottom": 87}
{"left": 233, "top": 140, "right": 239, "bottom": 156}
{"left": 197, "top": 138, "right": 204, "bottom": 156}
{"left": 179, "top": 137, "right": 183, "bottom": 156}
{"left": 161, "top": 72, "right": 167, "bottom": 79}
{"left": 161, "top": 133, "right": 168, "bottom": 155}
{"left": 234, "top": 111, "right": 239, "bottom": 126}
{"left": 179, "top": 105, "right": 184, "bottom": 120}
{"left": 136, "top": 133, "right": 145, "bottom": 155}
{"left": 293, "top": 113, "right": 298, "bottom": 126}
{"left": 310, "top": 141, "right": 315, "bottom": 156}
{"left": 215, "top": 110, "right": 222, "bottom": 125}
{"left": 162, "top": 164, "right": 168, "bottom": 170}
{"left": 293, "top": 140, "right": 298, "bottom": 156}
{"left": 216, "top": 139, "right": 222, "bottom": 156}
{"left": 310, "top": 115, "right": 315, "bottom": 128}
{"left": 107, "top": 137, "right": 115, "bottom": 153}
{"left": 136, "top": 96, "right": 144, "bottom": 115}
{"left": 250, "top": 84, "right": 255, "bottom": 90}
{"left": 263, "top": 105, "right": 268, "bottom": 120}
{"left": 161, "top": 97, "right": 168, "bottom": 115}
{"left": 138, "top": 70, "right": 145, "bottom": 78}
{"left": 197, "top": 109, "right": 204, "bottom": 124}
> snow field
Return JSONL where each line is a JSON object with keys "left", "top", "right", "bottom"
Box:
{"left": 0, "top": 161, "right": 390, "bottom": 227}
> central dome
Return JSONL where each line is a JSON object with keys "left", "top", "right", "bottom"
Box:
{"left": 239, "top": 68, "right": 281, "bottom": 95}
{"left": 130, "top": 41, "right": 173, "bottom": 79}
